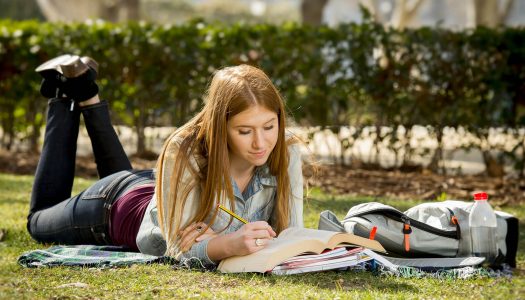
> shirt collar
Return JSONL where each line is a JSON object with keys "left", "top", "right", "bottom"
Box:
{"left": 230, "top": 164, "right": 277, "bottom": 201}
{"left": 255, "top": 164, "right": 277, "bottom": 187}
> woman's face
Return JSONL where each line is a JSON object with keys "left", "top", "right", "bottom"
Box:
{"left": 227, "top": 104, "right": 279, "bottom": 170}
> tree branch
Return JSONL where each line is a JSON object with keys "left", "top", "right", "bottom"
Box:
{"left": 360, "top": 0, "right": 384, "bottom": 23}
{"left": 406, "top": 0, "right": 424, "bottom": 20}
{"left": 500, "top": 0, "right": 515, "bottom": 24}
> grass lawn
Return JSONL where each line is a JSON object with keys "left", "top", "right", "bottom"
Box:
{"left": 0, "top": 173, "right": 523, "bottom": 299}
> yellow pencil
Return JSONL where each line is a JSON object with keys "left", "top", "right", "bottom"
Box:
{"left": 218, "top": 204, "right": 248, "bottom": 224}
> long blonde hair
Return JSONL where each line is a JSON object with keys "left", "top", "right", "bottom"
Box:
{"left": 156, "top": 65, "right": 292, "bottom": 255}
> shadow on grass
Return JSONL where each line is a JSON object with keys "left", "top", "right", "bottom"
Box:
{"left": 222, "top": 271, "right": 417, "bottom": 294}
{"left": 0, "top": 198, "right": 30, "bottom": 205}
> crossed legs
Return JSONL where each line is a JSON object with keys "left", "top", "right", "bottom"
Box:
{"left": 27, "top": 56, "right": 133, "bottom": 244}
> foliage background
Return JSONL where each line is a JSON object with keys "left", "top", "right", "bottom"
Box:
{"left": 0, "top": 18, "right": 524, "bottom": 175}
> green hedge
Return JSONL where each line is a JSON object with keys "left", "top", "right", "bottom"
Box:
{"left": 0, "top": 19, "right": 524, "bottom": 175}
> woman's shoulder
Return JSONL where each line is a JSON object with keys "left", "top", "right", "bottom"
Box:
{"left": 285, "top": 132, "right": 303, "bottom": 156}
{"left": 162, "top": 130, "right": 207, "bottom": 169}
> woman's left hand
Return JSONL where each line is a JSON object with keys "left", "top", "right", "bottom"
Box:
{"left": 178, "top": 222, "right": 217, "bottom": 252}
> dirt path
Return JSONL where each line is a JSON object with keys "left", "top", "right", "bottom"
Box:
{"left": 1, "top": 150, "right": 523, "bottom": 205}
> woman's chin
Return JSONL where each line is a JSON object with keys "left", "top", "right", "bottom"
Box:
{"left": 250, "top": 157, "right": 269, "bottom": 167}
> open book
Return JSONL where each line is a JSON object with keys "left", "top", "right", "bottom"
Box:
{"left": 217, "top": 227, "right": 385, "bottom": 273}
{"left": 270, "top": 247, "right": 398, "bottom": 275}
{"left": 270, "top": 247, "right": 370, "bottom": 275}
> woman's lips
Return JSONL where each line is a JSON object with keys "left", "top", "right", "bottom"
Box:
{"left": 250, "top": 150, "right": 266, "bottom": 158}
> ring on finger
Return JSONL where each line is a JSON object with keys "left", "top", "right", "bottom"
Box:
{"left": 196, "top": 225, "right": 203, "bottom": 233}
{"left": 255, "top": 238, "right": 264, "bottom": 247}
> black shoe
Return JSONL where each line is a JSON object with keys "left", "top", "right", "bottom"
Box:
{"left": 36, "top": 54, "right": 99, "bottom": 101}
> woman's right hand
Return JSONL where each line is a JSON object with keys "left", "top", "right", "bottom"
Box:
{"left": 226, "top": 221, "right": 276, "bottom": 256}
{"left": 206, "top": 221, "right": 277, "bottom": 261}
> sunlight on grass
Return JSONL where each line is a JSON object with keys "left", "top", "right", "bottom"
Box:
{"left": 0, "top": 173, "right": 523, "bottom": 299}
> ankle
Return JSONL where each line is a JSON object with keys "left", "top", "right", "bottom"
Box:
{"left": 78, "top": 95, "right": 101, "bottom": 107}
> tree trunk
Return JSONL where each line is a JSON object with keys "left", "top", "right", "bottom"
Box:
{"left": 121, "top": 0, "right": 140, "bottom": 20}
{"left": 0, "top": 116, "right": 5, "bottom": 149}
{"left": 519, "top": 139, "right": 525, "bottom": 179}
{"left": 100, "top": 0, "right": 119, "bottom": 22}
{"left": 5, "top": 105, "right": 15, "bottom": 151}
{"left": 301, "top": 0, "right": 329, "bottom": 26}
{"left": 482, "top": 150, "right": 505, "bottom": 177}
{"left": 362, "top": 0, "right": 385, "bottom": 23}
{"left": 390, "top": 0, "right": 424, "bottom": 29}
{"left": 36, "top": 0, "right": 100, "bottom": 21}
{"left": 402, "top": 126, "right": 413, "bottom": 165}
{"left": 469, "top": 0, "right": 514, "bottom": 27}
{"left": 428, "top": 127, "right": 444, "bottom": 174}
{"left": 373, "top": 124, "right": 382, "bottom": 165}
{"left": 135, "top": 100, "right": 147, "bottom": 156}
{"left": 27, "top": 99, "right": 44, "bottom": 153}
{"left": 36, "top": 0, "right": 140, "bottom": 22}
{"left": 473, "top": 0, "right": 499, "bottom": 27}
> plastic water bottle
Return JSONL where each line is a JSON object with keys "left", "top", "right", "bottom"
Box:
{"left": 469, "top": 191, "right": 498, "bottom": 264}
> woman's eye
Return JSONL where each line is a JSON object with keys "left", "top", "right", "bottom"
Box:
{"left": 239, "top": 130, "right": 251, "bottom": 135}
{"left": 264, "top": 125, "right": 274, "bottom": 131}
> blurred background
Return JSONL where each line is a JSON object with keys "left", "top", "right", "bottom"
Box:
{"left": 1, "top": 0, "right": 524, "bottom": 202}
{"left": 3, "top": 0, "right": 525, "bottom": 28}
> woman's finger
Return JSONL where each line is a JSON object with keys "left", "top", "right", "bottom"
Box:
{"left": 194, "top": 225, "right": 217, "bottom": 242}
{"left": 178, "top": 222, "right": 208, "bottom": 251}
{"left": 250, "top": 229, "right": 272, "bottom": 240}
{"left": 179, "top": 223, "right": 196, "bottom": 239}
{"left": 244, "top": 221, "right": 276, "bottom": 237}
{"left": 179, "top": 230, "right": 200, "bottom": 252}
{"left": 179, "top": 222, "right": 208, "bottom": 241}
{"left": 178, "top": 223, "right": 197, "bottom": 246}
{"left": 253, "top": 237, "right": 267, "bottom": 247}
{"left": 195, "top": 232, "right": 217, "bottom": 242}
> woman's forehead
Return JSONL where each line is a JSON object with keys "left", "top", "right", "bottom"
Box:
{"left": 228, "top": 105, "right": 278, "bottom": 127}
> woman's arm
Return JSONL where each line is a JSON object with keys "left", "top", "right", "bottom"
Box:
{"left": 178, "top": 220, "right": 276, "bottom": 262}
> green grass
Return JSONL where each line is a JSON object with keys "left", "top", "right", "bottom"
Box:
{"left": 0, "top": 173, "right": 523, "bottom": 299}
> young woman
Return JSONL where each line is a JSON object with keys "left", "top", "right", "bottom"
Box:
{"left": 27, "top": 55, "right": 304, "bottom": 267}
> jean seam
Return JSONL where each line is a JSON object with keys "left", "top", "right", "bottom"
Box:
{"left": 32, "top": 222, "right": 106, "bottom": 236}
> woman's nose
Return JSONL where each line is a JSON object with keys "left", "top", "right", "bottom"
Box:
{"left": 252, "top": 130, "right": 264, "bottom": 149}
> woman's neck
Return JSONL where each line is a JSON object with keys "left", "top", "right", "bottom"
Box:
{"left": 229, "top": 157, "right": 256, "bottom": 193}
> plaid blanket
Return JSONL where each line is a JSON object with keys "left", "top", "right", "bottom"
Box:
{"left": 18, "top": 246, "right": 512, "bottom": 279}
{"left": 18, "top": 245, "right": 174, "bottom": 268}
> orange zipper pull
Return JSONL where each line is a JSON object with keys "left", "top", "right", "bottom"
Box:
{"left": 369, "top": 226, "right": 377, "bottom": 240}
{"left": 402, "top": 217, "right": 412, "bottom": 252}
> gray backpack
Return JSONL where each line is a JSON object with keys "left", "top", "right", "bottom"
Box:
{"left": 318, "top": 201, "right": 518, "bottom": 267}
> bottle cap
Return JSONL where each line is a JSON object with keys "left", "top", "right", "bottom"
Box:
{"left": 473, "top": 192, "right": 488, "bottom": 201}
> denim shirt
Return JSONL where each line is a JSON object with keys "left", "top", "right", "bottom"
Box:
{"left": 136, "top": 138, "right": 303, "bottom": 267}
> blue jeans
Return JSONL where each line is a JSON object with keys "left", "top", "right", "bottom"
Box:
{"left": 27, "top": 98, "right": 154, "bottom": 245}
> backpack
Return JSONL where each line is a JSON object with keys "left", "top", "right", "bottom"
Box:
{"left": 318, "top": 200, "right": 519, "bottom": 267}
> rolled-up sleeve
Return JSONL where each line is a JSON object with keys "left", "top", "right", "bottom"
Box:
{"left": 157, "top": 138, "right": 218, "bottom": 266}
{"left": 288, "top": 143, "right": 304, "bottom": 227}
{"left": 177, "top": 237, "right": 216, "bottom": 267}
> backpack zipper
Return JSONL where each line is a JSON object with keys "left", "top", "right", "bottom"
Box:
{"left": 401, "top": 216, "right": 412, "bottom": 252}
{"left": 446, "top": 208, "right": 461, "bottom": 240}
{"left": 346, "top": 208, "right": 459, "bottom": 240}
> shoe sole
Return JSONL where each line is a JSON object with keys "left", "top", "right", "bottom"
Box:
{"left": 36, "top": 54, "right": 98, "bottom": 78}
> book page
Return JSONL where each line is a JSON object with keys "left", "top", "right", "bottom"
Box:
{"left": 276, "top": 227, "right": 339, "bottom": 243}
{"left": 217, "top": 227, "right": 384, "bottom": 273}
{"left": 271, "top": 253, "right": 373, "bottom": 275}
{"left": 218, "top": 228, "right": 339, "bottom": 273}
